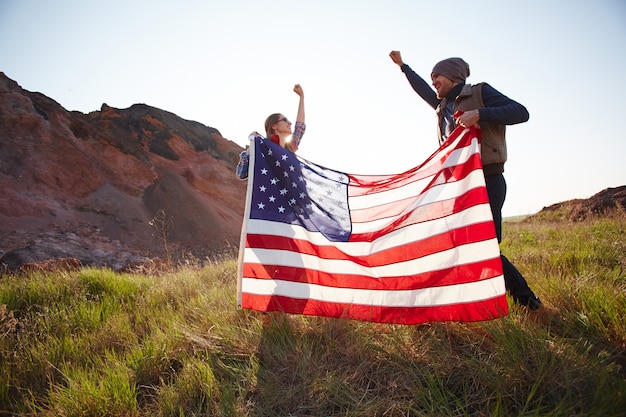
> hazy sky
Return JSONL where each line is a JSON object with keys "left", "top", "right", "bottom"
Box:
{"left": 1, "top": 0, "right": 625, "bottom": 216}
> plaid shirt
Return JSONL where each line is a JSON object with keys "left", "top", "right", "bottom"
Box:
{"left": 236, "top": 121, "right": 306, "bottom": 180}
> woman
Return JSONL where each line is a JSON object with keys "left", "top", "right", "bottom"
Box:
{"left": 236, "top": 84, "right": 305, "bottom": 179}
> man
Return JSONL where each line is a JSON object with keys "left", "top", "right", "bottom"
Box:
{"left": 389, "top": 50, "right": 542, "bottom": 310}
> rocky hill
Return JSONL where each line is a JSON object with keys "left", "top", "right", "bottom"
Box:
{"left": 527, "top": 186, "right": 626, "bottom": 222}
{"left": 0, "top": 72, "right": 246, "bottom": 271}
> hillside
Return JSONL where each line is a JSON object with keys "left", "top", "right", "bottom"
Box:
{"left": 1, "top": 71, "right": 624, "bottom": 272}
{"left": 0, "top": 72, "right": 247, "bottom": 270}
{"left": 527, "top": 186, "right": 626, "bottom": 222}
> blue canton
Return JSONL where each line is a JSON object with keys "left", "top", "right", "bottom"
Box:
{"left": 249, "top": 137, "right": 351, "bottom": 242}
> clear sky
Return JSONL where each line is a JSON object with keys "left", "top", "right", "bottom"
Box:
{"left": 1, "top": 0, "right": 625, "bottom": 216}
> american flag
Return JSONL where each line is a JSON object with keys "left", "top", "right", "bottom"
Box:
{"left": 236, "top": 127, "right": 508, "bottom": 324}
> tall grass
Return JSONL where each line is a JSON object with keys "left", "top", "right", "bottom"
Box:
{"left": 1, "top": 214, "right": 624, "bottom": 416}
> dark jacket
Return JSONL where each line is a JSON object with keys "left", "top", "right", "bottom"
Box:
{"left": 399, "top": 63, "right": 529, "bottom": 175}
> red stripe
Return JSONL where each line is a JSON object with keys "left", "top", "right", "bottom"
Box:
{"left": 349, "top": 187, "right": 490, "bottom": 242}
{"left": 246, "top": 221, "right": 496, "bottom": 266}
{"left": 242, "top": 257, "right": 502, "bottom": 291}
{"left": 346, "top": 131, "right": 477, "bottom": 198}
{"left": 436, "top": 152, "right": 483, "bottom": 183}
{"left": 349, "top": 154, "right": 484, "bottom": 223}
{"left": 241, "top": 293, "right": 508, "bottom": 325}
{"left": 353, "top": 186, "right": 491, "bottom": 242}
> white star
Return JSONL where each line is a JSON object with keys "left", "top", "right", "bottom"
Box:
{"left": 271, "top": 178, "right": 279, "bottom": 185}
{"left": 269, "top": 195, "right": 276, "bottom": 202}
{"left": 261, "top": 168, "right": 268, "bottom": 175}
{"left": 278, "top": 206, "right": 285, "bottom": 213}
{"left": 257, "top": 203, "right": 265, "bottom": 209}
{"left": 279, "top": 188, "right": 288, "bottom": 195}
{"left": 259, "top": 185, "right": 266, "bottom": 192}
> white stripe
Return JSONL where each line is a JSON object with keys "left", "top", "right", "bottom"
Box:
{"left": 348, "top": 175, "right": 432, "bottom": 211}
{"left": 243, "top": 238, "right": 501, "bottom": 277}
{"left": 442, "top": 136, "right": 480, "bottom": 169}
{"left": 241, "top": 274, "right": 505, "bottom": 307}
{"left": 246, "top": 202, "right": 494, "bottom": 256}
{"left": 347, "top": 137, "right": 479, "bottom": 211}
{"left": 351, "top": 171, "right": 487, "bottom": 233}
{"left": 349, "top": 166, "right": 484, "bottom": 218}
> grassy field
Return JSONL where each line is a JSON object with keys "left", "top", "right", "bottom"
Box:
{"left": 1, "top": 213, "right": 624, "bottom": 416}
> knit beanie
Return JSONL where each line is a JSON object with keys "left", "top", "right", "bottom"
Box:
{"left": 431, "top": 57, "right": 470, "bottom": 83}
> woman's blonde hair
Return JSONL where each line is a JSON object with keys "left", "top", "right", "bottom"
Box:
{"left": 264, "top": 113, "right": 282, "bottom": 138}
{"left": 263, "top": 113, "right": 296, "bottom": 152}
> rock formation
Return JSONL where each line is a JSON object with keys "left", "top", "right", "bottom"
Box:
{"left": 531, "top": 186, "right": 626, "bottom": 222}
{"left": 0, "top": 72, "right": 247, "bottom": 271}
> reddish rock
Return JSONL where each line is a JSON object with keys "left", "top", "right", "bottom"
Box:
{"left": 570, "top": 186, "right": 626, "bottom": 221}
{"left": 0, "top": 72, "right": 247, "bottom": 270}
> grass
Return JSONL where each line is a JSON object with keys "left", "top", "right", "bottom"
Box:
{"left": 1, "top": 214, "right": 624, "bottom": 416}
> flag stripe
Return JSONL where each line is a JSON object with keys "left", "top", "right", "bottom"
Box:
{"left": 349, "top": 153, "right": 484, "bottom": 223}
{"left": 346, "top": 136, "right": 481, "bottom": 198}
{"left": 241, "top": 294, "right": 508, "bottom": 325}
{"left": 346, "top": 143, "right": 482, "bottom": 208}
{"left": 243, "top": 239, "right": 501, "bottom": 282}
{"left": 245, "top": 201, "right": 494, "bottom": 254}
{"left": 241, "top": 274, "right": 505, "bottom": 307}
{"left": 245, "top": 221, "right": 497, "bottom": 267}
{"left": 350, "top": 168, "right": 486, "bottom": 214}
{"left": 350, "top": 184, "right": 490, "bottom": 238}
{"left": 242, "top": 257, "right": 503, "bottom": 290}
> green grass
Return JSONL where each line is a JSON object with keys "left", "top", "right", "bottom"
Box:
{"left": 1, "top": 214, "right": 625, "bottom": 416}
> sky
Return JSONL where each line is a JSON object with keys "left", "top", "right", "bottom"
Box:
{"left": 1, "top": 0, "right": 625, "bottom": 217}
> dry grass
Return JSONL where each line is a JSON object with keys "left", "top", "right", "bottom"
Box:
{"left": 1, "top": 213, "right": 625, "bottom": 416}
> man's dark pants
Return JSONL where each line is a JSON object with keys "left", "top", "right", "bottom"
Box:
{"left": 485, "top": 174, "right": 540, "bottom": 306}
